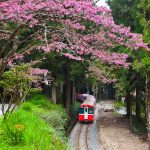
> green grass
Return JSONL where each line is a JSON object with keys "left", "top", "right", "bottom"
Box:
{"left": 0, "top": 93, "right": 69, "bottom": 150}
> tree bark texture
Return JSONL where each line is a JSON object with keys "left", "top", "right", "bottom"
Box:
{"left": 146, "top": 77, "right": 150, "bottom": 146}
{"left": 136, "top": 74, "right": 142, "bottom": 121}
{"left": 126, "top": 93, "right": 131, "bottom": 117}
{"left": 72, "top": 80, "right": 76, "bottom": 103}
{"left": 64, "top": 66, "right": 71, "bottom": 114}
{"left": 52, "top": 82, "right": 57, "bottom": 104}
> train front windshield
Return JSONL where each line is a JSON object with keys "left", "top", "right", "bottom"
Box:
{"left": 79, "top": 107, "right": 93, "bottom": 114}
{"left": 88, "top": 108, "right": 93, "bottom": 114}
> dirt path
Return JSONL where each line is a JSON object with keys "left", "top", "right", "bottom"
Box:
{"left": 97, "top": 101, "right": 149, "bottom": 150}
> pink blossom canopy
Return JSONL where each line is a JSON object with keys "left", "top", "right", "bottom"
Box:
{"left": 0, "top": 0, "right": 149, "bottom": 68}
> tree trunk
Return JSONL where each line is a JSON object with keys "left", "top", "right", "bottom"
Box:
{"left": 72, "top": 80, "right": 76, "bottom": 102}
{"left": 126, "top": 93, "right": 131, "bottom": 117}
{"left": 95, "top": 82, "right": 99, "bottom": 99}
{"left": 147, "top": 103, "right": 150, "bottom": 146}
{"left": 52, "top": 82, "right": 57, "bottom": 104}
{"left": 146, "top": 76, "right": 150, "bottom": 146}
{"left": 98, "top": 83, "right": 100, "bottom": 100}
{"left": 130, "top": 100, "right": 133, "bottom": 132}
{"left": 0, "top": 62, "right": 7, "bottom": 78}
{"left": 136, "top": 75, "right": 141, "bottom": 121}
{"left": 64, "top": 67, "right": 71, "bottom": 114}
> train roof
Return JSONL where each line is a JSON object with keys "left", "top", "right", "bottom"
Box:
{"left": 80, "top": 95, "right": 96, "bottom": 107}
{"left": 85, "top": 95, "right": 96, "bottom": 101}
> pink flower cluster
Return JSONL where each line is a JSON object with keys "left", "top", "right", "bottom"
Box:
{"left": 63, "top": 53, "right": 83, "bottom": 61}
{"left": 88, "top": 65, "right": 117, "bottom": 83}
{"left": 30, "top": 68, "right": 48, "bottom": 75}
{"left": 64, "top": 20, "right": 85, "bottom": 30}
{"left": 93, "top": 51, "right": 129, "bottom": 67}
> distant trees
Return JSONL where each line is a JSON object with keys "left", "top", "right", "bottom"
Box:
{"left": 107, "top": 0, "right": 143, "bottom": 32}
{"left": 138, "top": 0, "right": 150, "bottom": 44}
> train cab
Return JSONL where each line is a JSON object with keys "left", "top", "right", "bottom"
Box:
{"left": 78, "top": 95, "right": 96, "bottom": 123}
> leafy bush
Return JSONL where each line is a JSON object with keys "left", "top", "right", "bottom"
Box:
{"left": 41, "top": 110, "right": 67, "bottom": 129}
{"left": 26, "top": 93, "right": 52, "bottom": 108}
{"left": 113, "top": 100, "right": 125, "bottom": 112}
{"left": 26, "top": 93, "right": 69, "bottom": 122}
{"left": 70, "top": 101, "right": 80, "bottom": 120}
{"left": 0, "top": 65, "right": 33, "bottom": 120}
{"left": 40, "top": 110, "right": 68, "bottom": 140}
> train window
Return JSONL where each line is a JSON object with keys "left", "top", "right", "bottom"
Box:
{"left": 88, "top": 108, "right": 93, "bottom": 114}
{"left": 79, "top": 108, "right": 84, "bottom": 114}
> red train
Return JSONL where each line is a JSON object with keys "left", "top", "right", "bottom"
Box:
{"left": 78, "top": 95, "right": 96, "bottom": 122}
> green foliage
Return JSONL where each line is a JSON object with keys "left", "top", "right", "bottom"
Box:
{"left": 41, "top": 52, "right": 66, "bottom": 83}
{"left": 0, "top": 64, "right": 32, "bottom": 97}
{"left": 70, "top": 61, "right": 87, "bottom": 79}
{"left": 1, "top": 110, "right": 67, "bottom": 149}
{"left": 26, "top": 93, "right": 69, "bottom": 137}
{"left": 40, "top": 110, "right": 68, "bottom": 139}
{"left": 132, "top": 115, "right": 147, "bottom": 135}
{"left": 107, "top": 0, "right": 143, "bottom": 33}
{"left": 133, "top": 51, "right": 150, "bottom": 76}
{"left": 27, "top": 93, "right": 53, "bottom": 108}
{"left": 70, "top": 101, "right": 80, "bottom": 120}
{"left": 138, "top": 0, "right": 150, "bottom": 44}
{"left": 113, "top": 100, "right": 125, "bottom": 111}
{"left": 114, "top": 82, "right": 126, "bottom": 97}
{"left": 41, "top": 110, "right": 67, "bottom": 129}
{"left": 21, "top": 102, "right": 33, "bottom": 111}
{"left": 0, "top": 64, "right": 34, "bottom": 120}
{"left": 107, "top": 0, "right": 149, "bottom": 46}
{"left": 27, "top": 93, "right": 66, "bottom": 112}
{"left": 88, "top": 60, "right": 117, "bottom": 83}
{"left": 112, "top": 67, "right": 128, "bottom": 98}
{"left": 0, "top": 93, "right": 69, "bottom": 149}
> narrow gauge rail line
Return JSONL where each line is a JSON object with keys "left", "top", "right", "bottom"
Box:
{"left": 69, "top": 123, "right": 89, "bottom": 150}
{"left": 79, "top": 124, "right": 89, "bottom": 150}
{"left": 69, "top": 122, "right": 100, "bottom": 150}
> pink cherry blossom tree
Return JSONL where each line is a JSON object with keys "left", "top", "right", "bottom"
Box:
{"left": 0, "top": 0, "right": 148, "bottom": 78}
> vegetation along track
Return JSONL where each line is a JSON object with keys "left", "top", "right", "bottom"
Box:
{"left": 69, "top": 105, "right": 101, "bottom": 150}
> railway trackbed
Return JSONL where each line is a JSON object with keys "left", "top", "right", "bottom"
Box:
{"left": 69, "top": 122, "right": 100, "bottom": 150}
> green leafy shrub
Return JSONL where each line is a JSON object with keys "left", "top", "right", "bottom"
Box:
{"left": 41, "top": 110, "right": 68, "bottom": 130}
{"left": 70, "top": 101, "right": 80, "bottom": 120}
{"left": 27, "top": 93, "right": 51, "bottom": 108}
{"left": 27, "top": 93, "right": 65, "bottom": 111}
{"left": 26, "top": 93, "right": 69, "bottom": 124}
{"left": 113, "top": 101, "right": 125, "bottom": 112}
{"left": 0, "top": 65, "right": 33, "bottom": 120}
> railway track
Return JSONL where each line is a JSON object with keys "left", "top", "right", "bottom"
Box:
{"left": 69, "top": 104, "right": 101, "bottom": 150}
{"left": 69, "top": 122, "right": 100, "bottom": 150}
